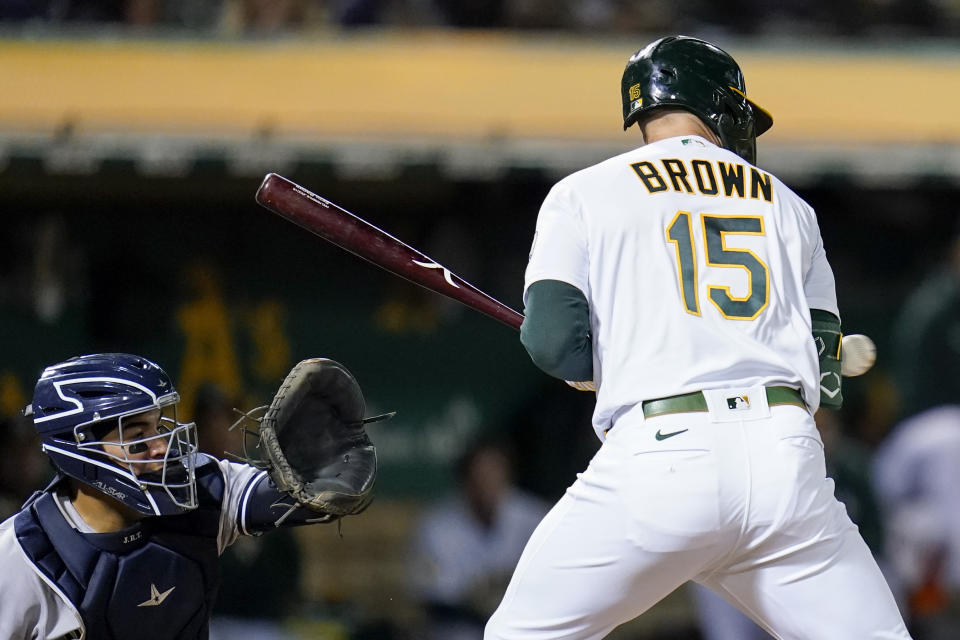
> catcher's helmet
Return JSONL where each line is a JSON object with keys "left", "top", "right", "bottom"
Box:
{"left": 621, "top": 35, "right": 773, "bottom": 165}
{"left": 28, "top": 353, "right": 199, "bottom": 516}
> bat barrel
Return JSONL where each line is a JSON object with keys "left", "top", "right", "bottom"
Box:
{"left": 256, "top": 173, "right": 524, "bottom": 331}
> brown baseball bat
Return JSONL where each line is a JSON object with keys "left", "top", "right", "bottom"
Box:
{"left": 255, "top": 173, "right": 524, "bottom": 331}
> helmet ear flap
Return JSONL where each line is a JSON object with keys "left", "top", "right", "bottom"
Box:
{"left": 716, "top": 111, "right": 734, "bottom": 138}
{"left": 713, "top": 88, "right": 733, "bottom": 134}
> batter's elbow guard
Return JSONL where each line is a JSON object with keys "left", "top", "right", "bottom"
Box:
{"left": 812, "top": 309, "right": 843, "bottom": 409}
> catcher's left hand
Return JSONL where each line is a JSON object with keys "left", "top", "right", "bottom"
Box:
{"left": 257, "top": 358, "right": 391, "bottom": 518}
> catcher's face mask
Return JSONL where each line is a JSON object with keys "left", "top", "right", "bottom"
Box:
{"left": 85, "top": 403, "right": 200, "bottom": 514}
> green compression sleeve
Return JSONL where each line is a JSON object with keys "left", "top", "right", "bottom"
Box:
{"left": 521, "top": 280, "right": 593, "bottom": 381}
{"left": 812, "top": 308, "right": 843, "bottom": 409}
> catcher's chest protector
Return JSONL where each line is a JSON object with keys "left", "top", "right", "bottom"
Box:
{"left": 14, "top": 468, "right": 225, "bottom": 640}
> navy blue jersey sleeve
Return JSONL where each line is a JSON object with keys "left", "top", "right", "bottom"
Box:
{"left": 238, "top": 472, "right": 336, "bottom": 535}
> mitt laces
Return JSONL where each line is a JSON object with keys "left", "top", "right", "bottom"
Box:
{"left": 224, "top": 404, "right": 271, "bottom": 468}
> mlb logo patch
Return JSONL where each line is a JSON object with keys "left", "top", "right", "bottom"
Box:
{"left": 727, "top": 395, "right": 750, "bottom": 410}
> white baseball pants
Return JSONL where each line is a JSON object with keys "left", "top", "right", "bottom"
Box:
{"left": 485, "top": 387, "right": 911, "bottom": 639}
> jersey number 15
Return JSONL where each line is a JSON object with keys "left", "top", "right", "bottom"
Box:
{"left": 666, "top": 212, "right": 769, "bottom": 320}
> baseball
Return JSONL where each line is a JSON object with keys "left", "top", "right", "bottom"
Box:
{"left": 841, "top": 334, "right": 877, "bottom": 377}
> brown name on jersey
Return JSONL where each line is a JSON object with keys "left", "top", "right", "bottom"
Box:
{"left": 631, "top": 158, "right": 773, "bottom": 203}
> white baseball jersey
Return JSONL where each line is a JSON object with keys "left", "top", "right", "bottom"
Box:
{"left": 524, "top": 135, "right": 838, "bottom": 438}
{"left": 0, "top": 457, "right": 264, "bottom": 640}
{"left": 490, "top": 135, "right": 909, "bottom": 640}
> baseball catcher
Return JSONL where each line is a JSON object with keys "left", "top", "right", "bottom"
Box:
{"left": 0, "top": 353, "right": 386, "bottom": 640}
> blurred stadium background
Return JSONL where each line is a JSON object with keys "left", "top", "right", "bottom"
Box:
{"left": 0, "top": 1, "right": 958, "bottom": 638}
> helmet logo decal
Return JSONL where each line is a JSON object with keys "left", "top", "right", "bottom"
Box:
{"left": 629, "top": 84, "right": 642, "bottom": 101}
{"left": 93, "top": 480, "right": 128, "bottom": 502}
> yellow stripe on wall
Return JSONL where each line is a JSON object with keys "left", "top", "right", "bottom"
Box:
{"left": 1, "top": 33, "right": 957, "bottom": 144}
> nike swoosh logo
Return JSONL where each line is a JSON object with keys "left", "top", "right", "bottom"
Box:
{"left": 138, "top": 583, "right": 176, "bottom": 607}
{"left": 655, "top": 428, "right": 688, "bottom": 441}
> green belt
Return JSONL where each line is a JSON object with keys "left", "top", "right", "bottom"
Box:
{"left": 641, "top": 386, "right": 805, "bottom": 419}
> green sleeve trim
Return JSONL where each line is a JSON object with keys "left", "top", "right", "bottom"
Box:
{"left": 521, "top": 280, "right": 593, "bottom": 381}
{"left": 812, "top": 308, "right": 843, "bottom": 409}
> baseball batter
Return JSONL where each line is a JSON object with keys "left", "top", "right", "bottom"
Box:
{"left": 0, "top": 353, "right": 378, "bottom": 639}
{"left": 485, "top": 36, "right": 911, "bottom": 639}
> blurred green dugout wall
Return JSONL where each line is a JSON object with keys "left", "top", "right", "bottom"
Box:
{"left": 0, "top": 173, "right": 548, "bottom": 497}
{"left": 0, "top": 33, "right": 957, "bottom": 499}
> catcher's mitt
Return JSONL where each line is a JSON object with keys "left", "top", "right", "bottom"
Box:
{"left": 257, "top": 358, "right": 389, "bottom": 518}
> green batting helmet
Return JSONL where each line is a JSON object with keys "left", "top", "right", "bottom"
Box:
{"left": 621, "top": 35, "right": 773, "bottom": 165}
